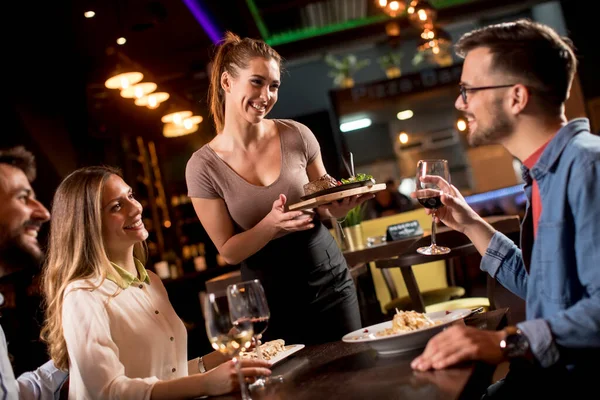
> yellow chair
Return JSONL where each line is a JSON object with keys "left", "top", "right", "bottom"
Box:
{"left": 359, "top": 209, "right": 489, "bottom": 314}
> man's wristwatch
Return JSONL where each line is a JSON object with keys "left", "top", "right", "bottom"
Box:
{"left": 499, "top": 326, "right": 531, "bottom": 360}
{"left": 198, "top": 356, "right": 207, "bottom": 373}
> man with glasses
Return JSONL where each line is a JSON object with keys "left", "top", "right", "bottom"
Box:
{"left": 0, "top": 146, "right": 68, "bottom": 399}
{"left": 410, "top": 19, "right": 599, "bottom": 397}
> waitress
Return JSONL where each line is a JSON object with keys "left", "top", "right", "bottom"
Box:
{"left": 185, "top": 32, "right": 372, "bottom": 344}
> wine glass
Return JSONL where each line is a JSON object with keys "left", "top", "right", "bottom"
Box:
{"left": 227, "top": 279, "right": 283, "bottom": 389}
{"left": 415, "top": 159, "right": 451, "bottom": 255}
{"left": 204, "top": 293, "right": 254, "bottom": 400}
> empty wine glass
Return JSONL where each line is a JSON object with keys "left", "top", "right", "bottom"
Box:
{"left": 228, "top": 279, "right": 283, "bottom": 389}
{"left": 204, "top": 293, "right": 254, "bottom": 400}
{"left": 415, "top": 159, "right": 451, "bottom": 255}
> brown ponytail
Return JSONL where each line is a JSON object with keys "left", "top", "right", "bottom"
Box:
{"left": 208, "top": 31, "right": 282, "bottom": 133}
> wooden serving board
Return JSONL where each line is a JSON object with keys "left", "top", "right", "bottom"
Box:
{"left": 288, "top": 183, "right": 386, "bottom": 211}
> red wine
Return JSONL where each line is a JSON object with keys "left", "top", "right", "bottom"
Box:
{"left": 250, "top": 317, "right": 269, "bottom": 335}
{"left": 418, "top": 195, "right": 443, "bottom": 210}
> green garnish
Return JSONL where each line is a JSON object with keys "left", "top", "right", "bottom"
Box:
{"left": 341, "top": 173, "right": 374, "bottom": 184}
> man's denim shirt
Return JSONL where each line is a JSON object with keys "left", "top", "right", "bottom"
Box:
{"left": 481, "top": 118, "right": 600, "bottom": 369}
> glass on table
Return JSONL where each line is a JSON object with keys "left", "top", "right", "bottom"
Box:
{"left": 415, "top": 159, "right": 451, "bottom": 255}
{"left": 228, "top": 279, "right": 283, "bottom": 389}
{"left": 204, "top": 293, "right": 254, "bottom": 400}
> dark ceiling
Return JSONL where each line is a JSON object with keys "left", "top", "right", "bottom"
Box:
{"left": 67, "top": 0, "right": 553, "bottom": 122}
{"left": 7, "top": 0, "right": 555, "bottom": 153}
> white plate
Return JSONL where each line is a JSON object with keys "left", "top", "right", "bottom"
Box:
{"left": 241, "top": 344, "right": 305, "bottom": 365}
{"left": 342, "top": 309, "right": 471, "bottom": 355}
{"left": 269, "top": 344, "right": 305, "bottom": 365}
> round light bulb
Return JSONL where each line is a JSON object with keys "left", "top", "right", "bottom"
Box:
{"left": 84, "top": 11, "right": 95, "bottom": 18}
{"left": 399, "top": 132, "right": 409, "bottom": 144}
{"left": 117, "top": 37, "right": 126, "bottom": 45}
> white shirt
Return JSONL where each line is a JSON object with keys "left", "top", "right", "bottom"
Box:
{"left": 62, "top": 271, "right": 196, "bottom": 400}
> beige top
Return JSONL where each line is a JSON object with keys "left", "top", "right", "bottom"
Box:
{"left": 185, "top": 119, "right": 320, "bottom": 230}
{"left": 62, "top": 271, "right": 198, "bottom": 400}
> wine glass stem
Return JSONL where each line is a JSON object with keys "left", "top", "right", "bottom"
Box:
{"left": 233, "top": 356, "right": 251, "bottom": 400}
{"left": 255, "top": 336, "right": 263, "bottom": 361}
{"left": 431, "top": 212, "right": 437, "bottom": 247}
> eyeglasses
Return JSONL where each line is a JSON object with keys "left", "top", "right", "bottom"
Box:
{"left": 459, "top": 84, "right": 516, "bottom": 104}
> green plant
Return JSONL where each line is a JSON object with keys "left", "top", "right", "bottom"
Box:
{"left": 342, "top": 203, "right": 367, "bottom": 228}
{"left": 377, "top": 52, "right": 402, "bottom": 70}
{"left": 324, "top": 53, "right": 370, "bottom": 87}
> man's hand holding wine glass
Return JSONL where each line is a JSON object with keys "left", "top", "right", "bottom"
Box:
{"left": 412, "top": 174, "right": 498, "bottom": 256}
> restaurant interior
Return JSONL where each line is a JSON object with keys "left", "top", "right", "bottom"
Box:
{"left": 3, "top": 0, "right": 598, "bottom": 395}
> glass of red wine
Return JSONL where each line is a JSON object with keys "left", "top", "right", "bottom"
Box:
{"left": 227, "top": 279, "right": 282, "bottom": 389}
{"left": 415, "top": 159, "right": 451, "bottom": 255}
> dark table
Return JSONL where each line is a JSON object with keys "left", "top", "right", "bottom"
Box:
{"left": 212, "top": 308, "right": 509, "bottom": 400}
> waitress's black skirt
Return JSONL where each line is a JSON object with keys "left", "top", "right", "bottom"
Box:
{"left": 241, "top": 222, "right": 361, "bottom": 345}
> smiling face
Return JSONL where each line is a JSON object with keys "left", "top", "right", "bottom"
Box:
{"left": 455, "top": 47, "right": 515, "bottom": 147}
{"left": 101, "top": 174, "right": 148, "bottom": 258}
{"left": 222, "top": 57, "right": 280, "bottom": 125}
{"left": 0, "top": 164, "right": 50, "bottom": 275}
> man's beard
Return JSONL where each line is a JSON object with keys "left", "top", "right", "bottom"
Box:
{"left": 0, "top": 228, "right": 44, "bottom": 276}
{"left": 468, "top": 98, "right": 514, "bottom": 147}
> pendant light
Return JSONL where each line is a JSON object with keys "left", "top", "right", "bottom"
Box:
{"left": 163, "top": 122, "right": 199, "bottom": 138}
{"left": 135, "top": 92, "right": 170, "bottom": 108}
{"left": 161, "top": 110, "right": 193, "bottom": 125}
{"left": 120, "top": 82, "right": 157, "bottom": 99}
{"left": 408, "top": 0, "right": 437, "bottom": 29}
{"left": 105, "top": 71, "right": 144, "bottom": 90}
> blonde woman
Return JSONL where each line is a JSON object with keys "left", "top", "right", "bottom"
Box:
{"left": 41, "top": 166, "right": 270, "bottom": 399}
{"left": 185, "top": 32, "right": 372, "bottom": 345}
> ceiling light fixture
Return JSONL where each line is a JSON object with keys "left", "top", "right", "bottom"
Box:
{"left": 84, "top": 11, "right": 95, "bottom": 18}
{"left": 417, "top": 26, "right": 452, "bottom": 53}
{"left": 376, "top": 0, "right": 407, "bottom": 18}
{"left": 135, "top": 92, "right": 170, "bottom": 108}
{"left": 407, "top": 1, "right": 437, "bottom": 28}
{"left": 163, "top": 122, "right": 199, "bottom": 138}
{"left": 105, "top": 71, "right": 144, "bottom": 90}
{"left": 161, "top": 111, "right": 193, "bottom": 125}
{"left": 120, "top": 82, "right": 157, "bottom": 99}
{"left": 116, "top": 37, "right": 127, "bottom": 45}
{"left": 183, "top": 116, "right": 203, "bottom": 129}
{"left": 399, "top": 132, "right": 409, "bottom": 144}
{"left": 340, "top": 118, "right": 372, "bottom": 132}
{"left": 396, "top": 110, "right": 414, "bottom": 120}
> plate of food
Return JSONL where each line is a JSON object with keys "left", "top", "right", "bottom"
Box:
{"left": 289, "top": 173, "right": 386, "bottom": 211}
{"left": 342, "top": 309, "right": 471, "bottom": 355}
{"left": 239, "top": 339, "right": 305, "bottom": 366}
{"left": 300, "top": 173, "right": 376, "bottom": 201}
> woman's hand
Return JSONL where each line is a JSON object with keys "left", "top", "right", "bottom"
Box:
{"left": 411, "top": 176, "right": 481, "bottom": 234}
{"left": 202, "top": 359, "right": 272, "bottom": 397}
{"left": 318, "top": 193, "right": 374, "bottom": 219}
{"left": 263, "top": 194, "right": 315, "bottom": 235}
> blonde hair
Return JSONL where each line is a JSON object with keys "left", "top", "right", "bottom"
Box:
{"left": 41, "top": 166, "right": 147, "bottom": 370}
{"left": 208, "top": 31, "right": 282, "bottom": 133}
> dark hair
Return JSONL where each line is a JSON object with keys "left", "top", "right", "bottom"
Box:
{"left": 208, "top": 31, "right": 283, "bottom": 133}
{"left": 0, "top": 146, "right": 36, "bottom": 181}
{"left": 455, "top": 19, "right": 577, "bottom": 111}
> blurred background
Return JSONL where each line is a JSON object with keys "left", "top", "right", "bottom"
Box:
{"left": 2, "top": 0, "right": 597, "bottom": 373}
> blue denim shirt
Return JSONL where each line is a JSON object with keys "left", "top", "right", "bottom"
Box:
{"left": 481, "top": 118, "right": 600, "bottom": 369}
{"left": 1, "top": 323, "right": 68, "bottom": 399}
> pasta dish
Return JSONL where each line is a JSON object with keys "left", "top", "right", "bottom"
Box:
{"left": 375, "top": 309, "right": 439, "bottom": 337}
